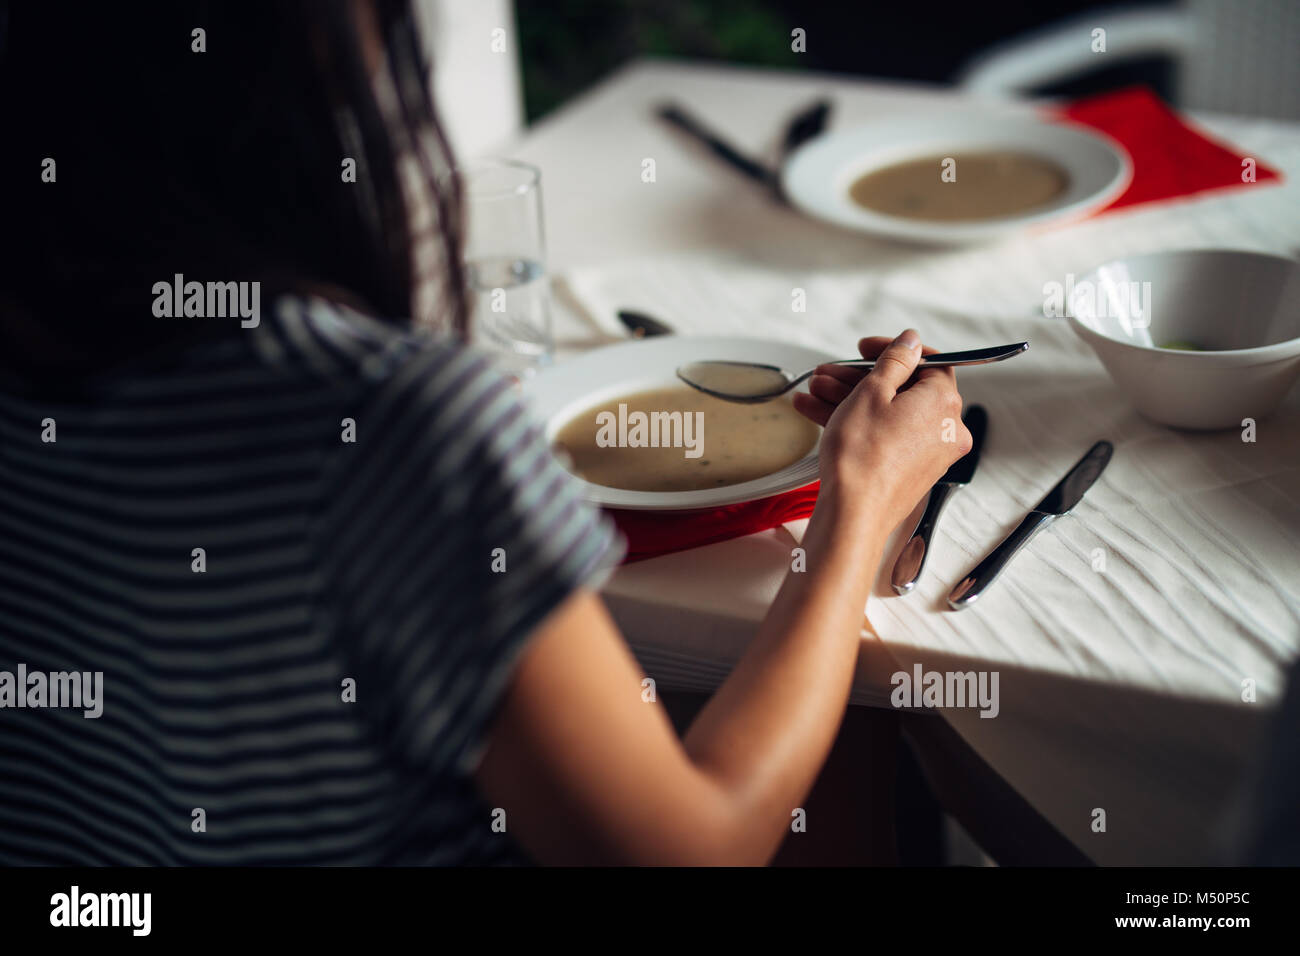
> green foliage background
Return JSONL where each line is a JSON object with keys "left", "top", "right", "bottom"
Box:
{"left": 516, "top": 0, "right": 798, "bottom": 121}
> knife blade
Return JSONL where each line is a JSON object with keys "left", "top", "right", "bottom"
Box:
{"left": 891, "top": 405, "right": 988, "bottom": 595}
{"left": 947, "top": 440, "right": 1113, "bottom": 610}
{"left": 617, "top": 310, "right": 674, "bottom": 338}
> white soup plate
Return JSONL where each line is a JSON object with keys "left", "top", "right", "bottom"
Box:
{"left": 781, "top": 109, "right": 1132, "bottom": 245}
{"left": 522, "top": 335, "right": 834, "bottom": 510}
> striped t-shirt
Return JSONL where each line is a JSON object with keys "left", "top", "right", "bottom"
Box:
{"left": 0, "top": 297, "right": 621, "bottom": 865}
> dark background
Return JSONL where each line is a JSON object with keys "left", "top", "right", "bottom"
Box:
{"left": 515, "top": 0, "right": 1177, "bottom": 121}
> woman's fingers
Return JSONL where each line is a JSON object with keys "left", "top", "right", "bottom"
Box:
{"left": 868, "top": 334, "right": 953, "bottom": 389}
{"left": 856, "top": 336, "right": 895, "bottom": 359}
{"left": 792, "top": 390, "right": 834, "bottom": 427}
{"left": 811, "top": 362, "right": 868, "bottom": 387}
{"left": 913, "top": 343, "right": 954, "bottom": 386}
{"left": 814, "top": 338, "right": 938, "bottom": 388}
{"left": 808, "top": 332, "right": 953, "bottom": 411}
{"left": 866, "top": 329, "right": 924, "bottom": 396}
{"left": 913, "top": 364, "right": 957, "bottom": 389}
{"left": 860, "top": 335, "right": 944, "bottom": 360}
{"left": 808, "top": 373, "right": 853, "bottom": 406}
{"left": 913, "top": 355, "right": 956, "bottom": 392}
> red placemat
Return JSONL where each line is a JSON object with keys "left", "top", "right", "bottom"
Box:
{"left": 609, "top": 87, "right": 1282, "bottom": 565}
{"left": 1057, "top": 86, "right": 1282, "bottom": 211}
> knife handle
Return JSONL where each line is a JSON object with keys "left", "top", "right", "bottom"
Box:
{"left": 891, "top": 483, "right": 959, "bottom": 594}
{"left": 656, "top": 104, "right": 773, "bottom": 185}
{"left": 947, "top": 511, "right": 1055, "bottom": 610}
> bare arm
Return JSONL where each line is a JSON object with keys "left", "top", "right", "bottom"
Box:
{"left": 475, "top": 331, "right": 971, "bottom": 865}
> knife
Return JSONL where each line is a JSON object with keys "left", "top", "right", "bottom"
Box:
{"left": 617, "top": 309, "right": 674, "bottom": 338}
{"left": 656, "top": 98, "right": 832, "bottom": 203}
{"left": 947, "top": 440, "right": 1114, "bottom": 610}
{"left": 657, "top": 103, "right": 772, "bottom": 186}
{"left": 891, "top": 405, "right": 988, "bottom": 595}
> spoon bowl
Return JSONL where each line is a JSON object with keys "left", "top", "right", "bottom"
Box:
{"left": 677, "top": 342, "right": 1029, "bottom": 403}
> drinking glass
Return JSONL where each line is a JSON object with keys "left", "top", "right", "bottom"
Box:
{"left": 460, "top": 159, "right": 554, "bottom": 377}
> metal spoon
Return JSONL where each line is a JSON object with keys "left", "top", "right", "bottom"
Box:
{"left": 677, "top": 342, "right": 1028, "bottom": 403}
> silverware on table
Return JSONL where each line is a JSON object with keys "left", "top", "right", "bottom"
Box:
{"left": 617, "top": 309, "right": 675, "bottom": 338}
{"left": 891, "top": 405, "right": 988, "bottom": 595}
{"left": 677, "top": 342, "right": 1028, "bottom": 404}
{"left": 656, "top": 98, "right": 832, "bottom": 202}
{"left": 947, "top": 440, "right": 1114, "bottom": 611}
{"left": 773, "top": 98, "right": 831, "bottom": 202}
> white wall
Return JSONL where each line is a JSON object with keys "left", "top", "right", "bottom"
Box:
{"left": 416, "top": 0, "right": 526, "bottom": 159}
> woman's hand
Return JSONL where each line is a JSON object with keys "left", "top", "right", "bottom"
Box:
{"left": 794, "top": 329, "right": 972, "bottom": 530}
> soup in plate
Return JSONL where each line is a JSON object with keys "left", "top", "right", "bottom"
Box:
{"left": 849, "top": 151, "right": 1070, "bottom": 221}
{"left": 553, "top": 386, "right": 819, "bottom": 493}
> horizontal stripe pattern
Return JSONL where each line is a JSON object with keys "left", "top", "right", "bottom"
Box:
{"left": 0, "top": 296, "right": 621, "bottom": 865}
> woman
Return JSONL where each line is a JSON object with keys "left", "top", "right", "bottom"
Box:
{"left": 0, "top": 1, "right": 970, "bottom": 865}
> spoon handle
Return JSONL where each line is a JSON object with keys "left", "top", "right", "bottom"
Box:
{"left": 830, "top": 342, "right": 1028, "bottom": 369}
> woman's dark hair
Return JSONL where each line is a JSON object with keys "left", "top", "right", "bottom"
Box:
{"left": 0, "top": 0, "right": 467, "bottom": 388}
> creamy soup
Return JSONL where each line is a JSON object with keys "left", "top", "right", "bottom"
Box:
{"left": 554, "top": 386, "right": 819, "bottom": 493}
{"left": 849, "top": 151, "right": 1070, "bottom": 221}
{"left": 676, "top": 361, "right": 790, "bottom": 400}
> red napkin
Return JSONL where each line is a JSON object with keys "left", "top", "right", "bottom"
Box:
{"left": 1056, "top": 86, "right": 1281, "bottom": 210}
{"left": 609, "top": 87, "right": 1281, "bottom": 564}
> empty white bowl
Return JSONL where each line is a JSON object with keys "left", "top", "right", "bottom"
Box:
{"left": 1066, "top": 250, "right": 1300, "bottom": 429}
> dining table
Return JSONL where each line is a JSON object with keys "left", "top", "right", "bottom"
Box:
{"left": 501, "top": 58, "right": 1300, "bottom": 865}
